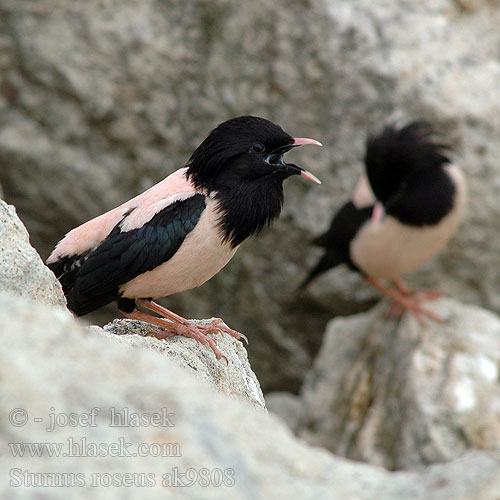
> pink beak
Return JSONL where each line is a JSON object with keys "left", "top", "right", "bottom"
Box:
{"left": 293, "top": 137, "right": 323, "bottom": 147}
{"left": 292, "top": 137, "right": 323, "bottom": 184}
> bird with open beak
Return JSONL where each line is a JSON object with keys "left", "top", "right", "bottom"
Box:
{"left": 301, "top": 121, "right": 467, "bottom": 323}
{"left": 47, "top": 116, "right": 322, "bottom": 361}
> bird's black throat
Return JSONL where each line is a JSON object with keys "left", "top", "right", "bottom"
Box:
{"left": 214, "top": 176, "right": 285, "bottom": 248}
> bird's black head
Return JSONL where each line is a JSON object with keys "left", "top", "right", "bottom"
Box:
{"left": 186, "top": 115, "right": 321, "bottom": 192}
{"left": 186, "top": 115, "right": 321, "bottom": 246}
{"left": 365, "top": 122, "right": 450, "bottom": 205}
{"left": 365, "top": 121, "right": 455, "bottom": 226}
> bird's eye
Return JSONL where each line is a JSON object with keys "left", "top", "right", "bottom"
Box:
{"left": 251, "top": 142, "right": 265, "bottom": 154}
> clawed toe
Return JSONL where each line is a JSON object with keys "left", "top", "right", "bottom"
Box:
{"left": 175, "top": 322, "right": 228, "bottom": 364}
{"left": 199, "top": 318, "right": 249, "bottom": 344}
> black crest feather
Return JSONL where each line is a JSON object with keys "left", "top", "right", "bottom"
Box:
{"left": 365, "top": 121, "right": 450, "bottom": 204}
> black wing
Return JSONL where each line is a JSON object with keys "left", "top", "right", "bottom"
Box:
{"left": 49, "top": 194, "right": 206, "bottom": 316}
{"left": 300, "top": 201, "right": 373, "bottom": 289}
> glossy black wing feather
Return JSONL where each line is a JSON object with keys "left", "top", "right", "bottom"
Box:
{"left": 300, "top": 201, "right": 373, "bottom": 288}
{"left": 62, "top": 194, "right": 206, "bottom": 316}
{"left": 312, "top": 201, "right": 373, "bottom": 252}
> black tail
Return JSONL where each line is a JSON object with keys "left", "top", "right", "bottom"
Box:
{"left": 46, "top": 256, "right": 81, "bottom": 298}
{"left": 299, "top": 250, "right": 344, "bottom": 290}
{"left": 299, "top": 201, "right": 373, "bottom": 290}
{"left": 47, "top": 253, "right": 118, "bottom": 316}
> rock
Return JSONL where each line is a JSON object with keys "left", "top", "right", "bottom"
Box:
{"left": 296, "top": 297, "right": 500, "bottom": 471}
{"left": 1, "top": 0, "right": 500, "bottom": 392}
{"left": 99, "top": 318, "right": 265, "bottom": 411}
{"left": 2, "top": 291, "right": 500, "bottom": 500}
{"left": 265, "top": 391, "right": 303, "bottom": 432}
{"left": 0, "top": 199, "right": 65, "bottom": 307}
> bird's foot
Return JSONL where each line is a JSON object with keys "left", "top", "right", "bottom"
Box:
{"left": 198, "top": 318, "right": 249, "bottom": 344}
{"left": 386, "top": 296, "right": 443, "bottom": 325}
{"left": 126, "top": 299, "right": 250, "bottom": 363}
{"left": 137, "top": 298, "right": 248, "bottom": 344}
{"left": 392, "top": 295, "right": 444, "bottom": 325}
{"left": 126, "top": 316, "right": 229, "bottom": 364}
{"left": 365, "top": 277, "right": 444, "bottom": 325}
{"left": 392, "top": 278, "right": 442, "bottom": 301}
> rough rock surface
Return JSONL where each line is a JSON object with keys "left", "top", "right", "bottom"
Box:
{"left": 291, "top": 298, "right": 500, "bottom": 471}
{"left": 2, "top": 291, "right": 500, "bottom": 500}
{"left": 0, "top": 199, "right": 65, "bottom": 307}
{"left": 99, "top": 318, "right": 265, "bottom": 410}
{"left": 1, "top": 0, "right": 500, "bottom": 392}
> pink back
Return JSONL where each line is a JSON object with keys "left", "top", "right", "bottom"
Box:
{"left": 48, "top": 167, "right": 197, "bottom": 262}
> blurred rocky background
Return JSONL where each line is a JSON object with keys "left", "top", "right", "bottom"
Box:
{"left": 268, "top": 298, "right": 500, "bottom": 471}
{"left": 1, "top": 0, "right": 500, "bottom": 397}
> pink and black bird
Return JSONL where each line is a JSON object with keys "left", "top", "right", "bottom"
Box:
{"left": 301, "top": 122, "right": 466, "bottom": 322}
{"left": 47, "top": 116, "right": 322, "bottom": 361}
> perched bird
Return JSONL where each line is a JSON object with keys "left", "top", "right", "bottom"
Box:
{"left": 301, "top": 122, "right": 467, "bottom": 323}
{"left": 48, "top": 116, "right": 322, "bottom": 361}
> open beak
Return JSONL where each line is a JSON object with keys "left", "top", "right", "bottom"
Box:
{"left": 265, "top": 137, "right": 322, "bottom": 184}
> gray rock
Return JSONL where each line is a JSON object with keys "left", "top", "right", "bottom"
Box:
{"left": 99, "top": 318, "right": 265, "bottom": 410}
{"left": 2, "top": 291, "right": 500, "bottom": 500}
{"left": 265, "top": 391, "right": 303, "bottom": 432}
{"left": 0, "top": 199, "right": 65, "bottom": 307}
{"left": 297, "top": 298, "right": 500, "bottom": 471}
{"left": 1, "top": 0, "right": 500, "bottom": 392}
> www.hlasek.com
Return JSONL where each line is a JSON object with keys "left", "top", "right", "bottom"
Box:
{"left": 9, "top": 437, "right": 181, "bottom": 458}
{"left": 9, "top": 468, "right": 236, "bottom": 488}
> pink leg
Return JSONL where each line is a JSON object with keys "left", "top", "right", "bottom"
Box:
{"left": 392, "top": 277, "right": 442, "bottom": 301}
{"left": 392, "top": 277, "right": 412, "bottom": 296}
{"left": 388, "top": 278, "right": 417, "bottom": 318}
{"left": 365, "top": 277, "right": 444, "bottom": 325}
